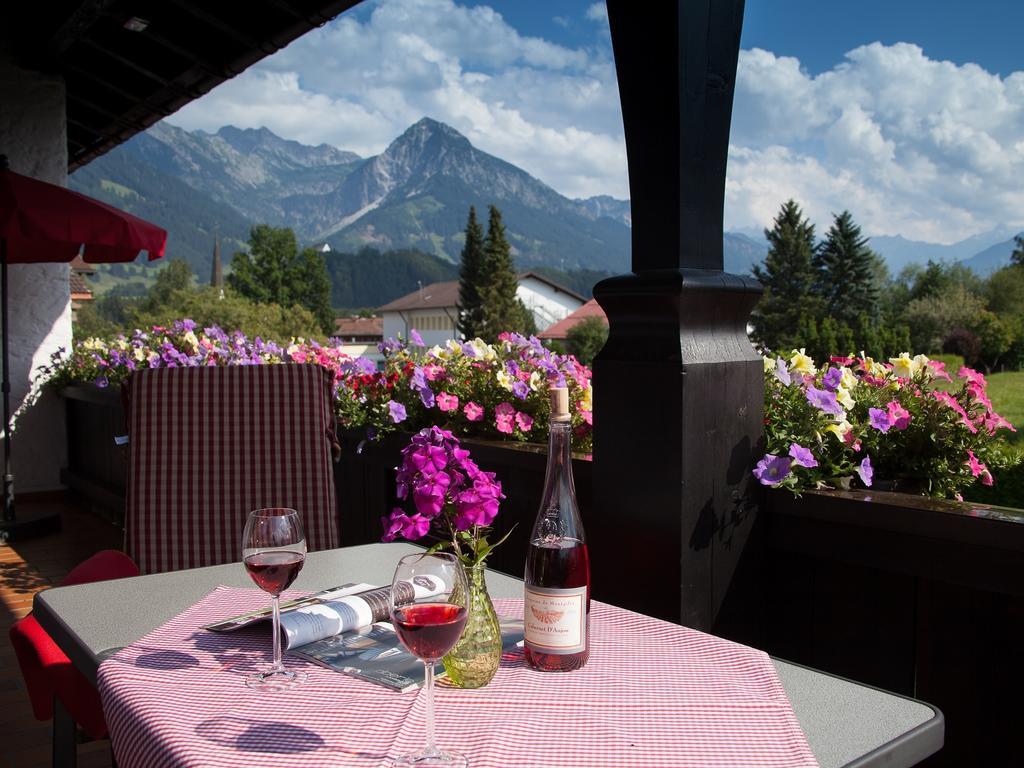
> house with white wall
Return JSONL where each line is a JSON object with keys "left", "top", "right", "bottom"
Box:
{"left": 379, "top": 273, "right": 584, "bottom": 345}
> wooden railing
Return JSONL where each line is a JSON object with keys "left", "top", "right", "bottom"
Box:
{"left": 717, "top": 488, "right": 1024, "bottom": 768}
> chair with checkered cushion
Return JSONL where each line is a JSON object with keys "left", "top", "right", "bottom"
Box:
{"left": 124, "top": 364, "right": 340, "bottom": 574}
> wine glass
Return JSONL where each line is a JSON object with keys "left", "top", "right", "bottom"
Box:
{"left": 389, "top": 552, "right": 469, "bottom": 767}
{"left": 242, "top": 507, "right": 307, "bottom": 689}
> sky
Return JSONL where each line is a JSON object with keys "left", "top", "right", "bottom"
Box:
{"left": 168, "top": 0, "right": 1024, "bottom": 245}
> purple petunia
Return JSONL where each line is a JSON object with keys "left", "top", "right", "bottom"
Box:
{"left": 822, "top": 367, "right": 842, "bottom": 392}
{"left": 409, "top": 329, "right": 425, "bottom": 347}
{"left": 511, "top": 380, "right": 530, "bottom": 400}
{"left": 774, "top": 357, "right": 792, "bottom": 385}
{"left": 806, "top": 386, "right": 844, "bottom": 416}
{"left": 388, "top": 401, "right": 407, "bottom": 423}
{"left": 753, "top": 454, "right": 792, "bottom": 486}
{"left": 868, "top": 408, "right": 894, "bottom": 433}
{"left": 857, "top": 456, "right": 874, "bottom": 487}
{"left": 788, "top": 443, "right": 818, "bottom": 468}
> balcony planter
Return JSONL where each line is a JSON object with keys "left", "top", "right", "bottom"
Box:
{"left": 59, "top": 386, "right": 591, "bottom": 579}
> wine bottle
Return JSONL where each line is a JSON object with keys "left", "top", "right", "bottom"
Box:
{"left": 524, "top": 386, "right": 590, "bottom": 672}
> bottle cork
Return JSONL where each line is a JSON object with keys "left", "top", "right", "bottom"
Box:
{"left": 549, "top": 386, "right": 570, "bottom": 422}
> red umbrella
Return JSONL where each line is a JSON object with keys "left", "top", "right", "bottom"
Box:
{"left": 1, "top": 155, "right": 167, "bottom": 531}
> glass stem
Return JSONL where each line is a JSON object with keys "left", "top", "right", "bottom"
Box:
{"left": 271, "top": 594, "right": 283, "bottom": 673}
{"left": 422, "top": 659, "right": 439, "bottom": 758}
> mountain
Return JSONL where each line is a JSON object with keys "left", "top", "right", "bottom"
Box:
{"left": 575, "top": 195, "right": 631, "bottom": 227}
{"left": 869, "top": 227, "right": 1018, "bottom": 275}
{"left": 315, "top": 118, "right": 631, "bottom": 272}
{"left": 959, "top": 233, "right": 1024, "bottom": 276}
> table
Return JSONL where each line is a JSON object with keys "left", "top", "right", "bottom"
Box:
{"left": 34, "top": 543, "right": 943, "bottom": 768}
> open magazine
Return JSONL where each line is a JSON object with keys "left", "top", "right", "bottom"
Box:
{"left": 205, "top": 581, "right": 524, "bottom": 691}
{"left": 291, "top": 617, "right": 525, "bottom": 692}
{"left": 204, "top": 579, "right": 443, "bottom": 649}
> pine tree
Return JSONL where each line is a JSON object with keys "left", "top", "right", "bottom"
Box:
{"left": 457, "top": 206, "right": 486, "bottom": 339}
{"left": 479, "top": 205, "right": 533, "bottom": 341}
{"left": 751, "top": 200, "right": 819, "bottom": 353}
{"left": 1012, "top": 234, "right": 1024, "bottom": 267}
{"left": 814, "top": 211, "right": 881, "bottom": 328}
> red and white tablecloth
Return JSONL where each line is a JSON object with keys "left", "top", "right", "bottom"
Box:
{"left": 98, "top": 586, "right": 818, "bottom": 768}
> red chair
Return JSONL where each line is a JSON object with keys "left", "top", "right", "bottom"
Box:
{"left": 9, "top": 549, "right": 139, "bottom": 756}
{"left": 124, "top": 364, "right": 340, "bottom": 574}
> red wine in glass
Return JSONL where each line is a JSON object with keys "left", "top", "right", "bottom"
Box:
{"left": 244, "top": 550, "right": 305, "bottom": 596}
{"left": 389, "top": 553, "right": 469, "bottom": 768}
{"left": 393, "top": 603, "right": 468, "bottom": 661}
{"left": 242, "top": 507, "right": 307, "bottom": 689}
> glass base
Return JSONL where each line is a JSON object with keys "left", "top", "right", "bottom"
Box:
{"left": 393, "top": 751, "right": 468, "bottom": 767}
{"left": 244, "top": 668, "right": 307, "bottom": 690}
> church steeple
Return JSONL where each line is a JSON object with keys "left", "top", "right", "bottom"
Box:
{"left": 210, "top": 234, "right": 223, "bottom": 288}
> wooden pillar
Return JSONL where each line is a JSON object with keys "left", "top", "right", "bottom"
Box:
{"left": 590, "top": 0, "right": 763, "bottom": 630}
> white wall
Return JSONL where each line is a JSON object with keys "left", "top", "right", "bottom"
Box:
{"left": 517, "top": 278, "right": 584, "bottom": 332}
{"left": 0, "top": 58, "right": 71, "bottom": 492}
{"left": 382, "top": 309, "right": 459, "bottom": 348}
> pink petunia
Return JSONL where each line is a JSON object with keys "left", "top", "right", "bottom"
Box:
{"left": 965, "top": 450, "right": 987, "bottom": 478}
{"left": 886, "top": 401, "right": 912, "bottom": 430}
{"left": 515, "top": 412, "right": 534, "bottom": 432}
{"left": 437, "top": 391, "right": 459, "bottom": 412}
{"left": 464, "top": 401, "right": 484, "bottom": 422}
{"left": 495, "top": 402, "right": 516, "bottom": 434}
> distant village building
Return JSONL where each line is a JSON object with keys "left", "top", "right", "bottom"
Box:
{"left": 68, "top": 255, "right": 95, "bottom": 321}
{"left": 210, "top": 236, "right": 223, "bottom": 288}
{"left": 378, "top": 272, "right": 584, "bottom": 346}
{"left": 334, "top": 316, "right": 383, "bottom": 344}
{"left": 537, "top": 298, "right": 607, "bottom": 341}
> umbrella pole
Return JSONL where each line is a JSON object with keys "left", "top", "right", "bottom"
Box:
{"left": 1, "top": 237, "right": 12, "bottom": 522}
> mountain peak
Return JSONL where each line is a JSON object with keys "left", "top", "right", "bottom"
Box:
{"left": 395, "top": 117, "right": 472, "bottom": 150}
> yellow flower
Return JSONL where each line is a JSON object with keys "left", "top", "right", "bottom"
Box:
{"left": 445, "top": 339, "right": 462, "bottom": 355}
{"left": 528, "top": 371, "right": 543, "bottom": 392}
{"left": 133, "top": 347, "right": 147, "bottom": 362}
{"left": 428, "top": 344, "right": 447, "bottom": 359}
{"left": 839, "top": 366, "right": 858, "bottom": 391}
{"left": 82, "top": 337, "right": 106, "bottom": 352}
{"left": 859, "top": 352, "right": 889, "bottom": 378}
{"left": 789, "top": 348, "right": 817, "bottom": 376}
{"left": 763, "top": 356, "right": 775, "bottom": 373}
{"left": 826, "top": 420, "right": 853, "bottom": 442}
{"left": 835, "top": 386, "right": 855, "bottom": 410}
{"left": 580, "top": 383, "right": 593, "bottom": 411}
{"left": 496, "top": 369, "right": 514, "bottom": 390}
{"left": 182, "top": 330, "right": 199, "bottom": 351}
{"left": 888, "top": 353, "right": 919, "bottom": 379}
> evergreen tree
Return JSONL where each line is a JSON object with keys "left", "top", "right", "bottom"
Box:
{"left": 751, "top": 200, "right": 819, "bottom": 352}
{"left": 479, "top": 205, "right": 533, "bottom": 341}
{"left": 457, "top": 206, "right": 486, "bottom": 339}
{"left": 814, "top": 210, "right": 881, "bottom": 328}
{"left": 1012, "top": 234, "right": 1024, "bottom": 267}
{"left": 228, "top": 224, "right": 334, "bottom": 334}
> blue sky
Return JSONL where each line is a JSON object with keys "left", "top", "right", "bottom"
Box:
{"left": 169, "top": 0, "right": 1024, "bottom": 244}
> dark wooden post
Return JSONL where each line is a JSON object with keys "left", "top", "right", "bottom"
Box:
{"left": 590, "top": 0, "right": 763, "bottom": 630}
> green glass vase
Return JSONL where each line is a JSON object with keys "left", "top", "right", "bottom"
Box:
{"left": 443, "top": 561, "right": 501, "bottom": 688}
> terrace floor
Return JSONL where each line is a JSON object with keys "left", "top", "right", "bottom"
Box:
{"left": 1, "top": 496, "right": 122, "bottom": 768}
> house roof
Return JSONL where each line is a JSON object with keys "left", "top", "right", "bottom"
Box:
{"left": 378, "top": 281, "right": 460, "bottom": 312}
{"left": 334, "top": 316, "right": 383, "bottom": 337}
{"left": 516, "top": 271, "right": 585, "bottom": 304}
{"left": 6, "top": 1, "right": 361, "bottom": 171}
{"left": 379, "top": 273, "right": 585, "bottom": 313}
{"left": 537, "top": 298, "right": 607, "bottom": 339}
{"left": 69, "top": 271, "right": 93, "bottom": 298}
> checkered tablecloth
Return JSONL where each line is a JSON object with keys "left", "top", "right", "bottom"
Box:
{"left": 98, "top": 586, "right": 818, "bottom": 767}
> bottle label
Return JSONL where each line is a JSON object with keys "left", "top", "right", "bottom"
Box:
{"left": 523, "top": 585, "right": 588, "bottom": 654}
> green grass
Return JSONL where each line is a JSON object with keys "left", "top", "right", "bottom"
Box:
{"left": 987, "top": 371, "right": 1024, "bottom": 445}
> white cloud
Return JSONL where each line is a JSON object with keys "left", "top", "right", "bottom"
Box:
{"left": 168, "top": 0, "right": 625, "bottom": 200}
{"left": 727, "top": 43, "right": 1024, "bottom": 242}
{"left": 168, "top": 1, "right": 1024, "bottom": 244}
{"left": 585, "top": 3, "right": 608, "bottom": 23}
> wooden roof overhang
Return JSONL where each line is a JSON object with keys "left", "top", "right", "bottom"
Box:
{"left": 4, "top": 0, "right": 361, "bottom": 171}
